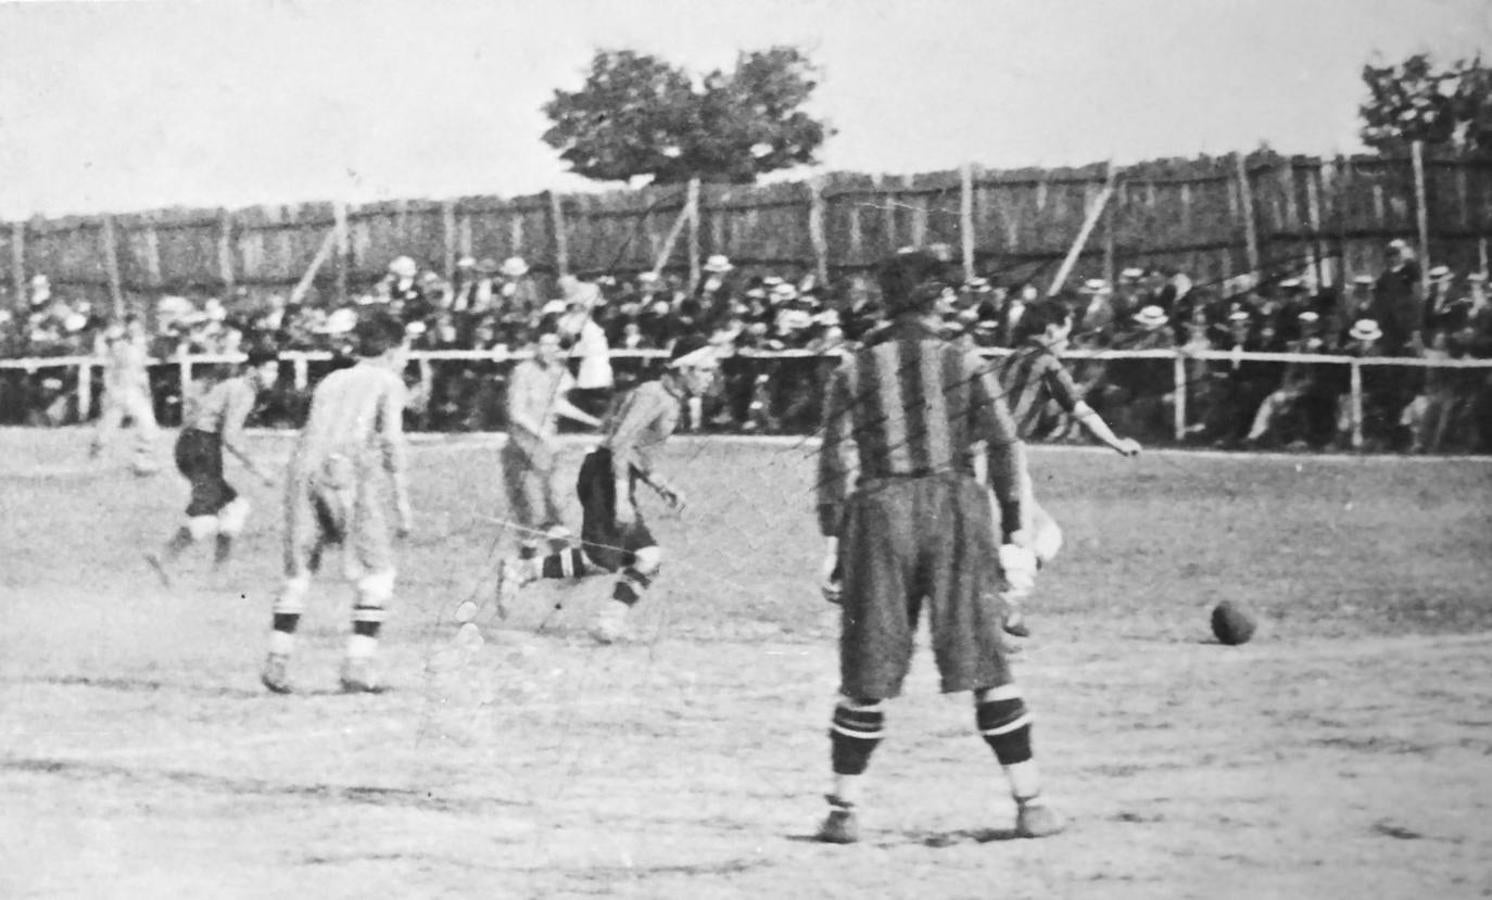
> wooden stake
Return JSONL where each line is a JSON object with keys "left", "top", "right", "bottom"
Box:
{"left": 650, "top": 200, "right": 691, "bottom": 277}
{"left": 217, "top": 209, "right": 235, "bottom": 293}
{"left": 290, "top": 227, "right": 339, "bottom": 305}
{"left": 11, "top": 221, "right": 26, "bottom": 311}
{"left": 808, "top": 176, "right": 831, "bottom": 285}
{"left": 333, "top": 200, "right": 350, "bottom": 306}
{"left": 960, "top": 163, "right": 976, "bottom": 281}
{"left": 100, "top": 214, "right": 124, "bottom": 318}
{"left": 548, "top": 191, "right": 569, "bottom": 278}
{"left": 686, "top": 177, "right": 701, "bottom": 292}
{"left": 144, "top": 224, "right": 163, "bottom": 288}
{"left": 1235, "top": 153, "right": 1261, "bottom": 275}
{"left": 441, "top": 199, "right": 457, "bottom": 281}
{"left": 1048, "top": 165, "right": 1118, "bottom": 297}
{"left": 1412, "top": 140, "right": 1431, "bottom": 296}
{"left": 1305, "top": 165, "right": 1325, "bottom": 286}
{"left": 1173, "top": 354, "right": 1187, "bottom": 442}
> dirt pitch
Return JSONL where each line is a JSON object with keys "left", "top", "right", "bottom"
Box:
{"left": 2, "top": 427, "right": 1491, "bottom": 899}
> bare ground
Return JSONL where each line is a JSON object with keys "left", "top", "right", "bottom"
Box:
{"left": 2, "top": 429, "right": 1490, "bottom": 899}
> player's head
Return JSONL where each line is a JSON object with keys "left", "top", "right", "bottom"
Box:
{"left": 1017, "top": 299, "right": 1074, "bottom": 347}
{"left": 666, "top": 333, "right": 719, "bottom": 396}
{"left": 877, "top": 250, "right": 956, "bottom": 321}
{"left": 354, "top": 311, "right": 410, "bottom": 363}
{"left": 244, "top": 345, "right": 281, "bottom": 386}
{"left": 533, "top": 329, "right": 562, "bottom": 365}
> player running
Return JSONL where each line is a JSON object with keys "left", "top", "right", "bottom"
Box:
{"left": 90, "top": 314, "right": 162, "bottom": 475}
{"left": 260, "top": 312, "right": 413, "bottom": 695}
{"left": 502, "top": 329, "right": 602, "bottom": 562}
{"left": 146, "top": 346, "right": 282, "bottom": 585}
{"left": 986, "top": 299, "right": 1141, "bottom": 636}
{"left": 813, "top": 250, "right": 1061, "bottom": 843}
{"left": 496, "top": 333, "right": 719, "bottom": 644}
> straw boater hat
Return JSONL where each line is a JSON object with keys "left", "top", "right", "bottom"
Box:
{"left": 703, "top": 254, "right": 734, "bottom": 273}
{"left": 456, "top": 256, "right": 476, "bottom": 269}
{"left": 1279, "top": 278, "right": 1304, "bottom": 291}
{"left": 500, "top": 257, "right": 529, "bottom": 278}
{"left": 1080, "top": 278, "right": 1110, "bottom": 294}
{"left": 770, "top": 283, "right": 799, "bottom": 303}
{"left": 1228, "top": 309, "right": 1252, "bottom": 324}
{"left": 1352, "top": 275, "right": 1374, "bottom": 286}
{"left": 540, "top": 299, "right": 567, "bottom": 316}
{"left": 963, "top": 277, "right": 992, "bottom": 293}
{"left": 1468, "top": 272, "right": 1488, "bottom": 284}
{"left": 1428, "top": 265, "right": 1452, "bottom": 282}
{"left": 388, "top": 256, "right": 418, "bottom": 279}
{"left": 1133, "top": 305, "right": 1169, "bottom": 329}
{"left": 1348, "top": 319, "right": 1383, "bottom": 342}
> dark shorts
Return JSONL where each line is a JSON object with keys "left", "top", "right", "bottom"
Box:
{"left": 577, "top": 448, "right": 656, "bottom": 572}
{"left": 176, "top": 429, "right": 236, "bottom": 518}
{"left": 837, "top": 474, "right": 1012, "bottom": 700}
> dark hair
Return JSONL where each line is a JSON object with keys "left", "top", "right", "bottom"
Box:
{"left": 876, "top": 250, "right": 954, "bottom": 315}
{"left": 353, "top": 311, "right": 407, "bottom": 358}
{"left": 1016, "top": 299, "right": 1073, "bottom": 340}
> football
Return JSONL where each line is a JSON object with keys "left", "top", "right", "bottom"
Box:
{"left": 1211, "top": 600, "right": 1258, "bottom": 645}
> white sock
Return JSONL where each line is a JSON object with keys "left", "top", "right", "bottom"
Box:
{"left": 268, "top": 631, "right": 295, "bottom": 656}
{"left": 831, "top": 773, "right": 864, "bottom": 806}
{"left": 1004, "top": 761, "right": 1042, "bottom": 803}
{"left": 346, "top": 634, "right": 379, "bottom": 659}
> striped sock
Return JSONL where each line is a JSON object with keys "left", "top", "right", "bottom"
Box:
{"left": 540, "top": 549, "right": 589, "bottom": 579}
{"left": 830, "top": 699, "right": 885, "bottom": 777}
{"left": 611, "top": 566, "right": 653, "bottom": 607}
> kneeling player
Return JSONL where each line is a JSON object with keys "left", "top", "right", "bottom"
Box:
{"left": 497, "top": 334, "right": 718, "bottom": 643}
{"left": 260, "top": 313, "right": 413, "bottom": 694}
{"left": 147, "top": 347, "right": 281, "bottom": 585}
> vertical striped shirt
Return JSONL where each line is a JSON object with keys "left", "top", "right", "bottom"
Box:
{"left": 289, "top": 361, "right": 408, "bottom": 487}
{"left": 602, "top": 379, "right": 682, "bottom": 479}
{"left": 185, "top": 375, "right": 257, "bottom": 450}
{"left": 993, "top": 338, "right": 1083, "bottom": 440}
{"left": 818, "top": 320, "right": 1027, "bottom": 537}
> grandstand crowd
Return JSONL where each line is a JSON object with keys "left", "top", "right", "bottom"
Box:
{"left": 3, "top": 239, "right": 1491, "bottom": 452}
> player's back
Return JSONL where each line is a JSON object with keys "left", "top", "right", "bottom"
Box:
{"left": 839, "top": 326, "right": 986, "bottom": 477}
{"left": 601, "top": 379, "right": 679, "bottom": 472}
{"left": 291, "top": 362, "right": 405, "bottom": 475}
{"left": 102, "top": 335, "right": 151, "bottom": 392}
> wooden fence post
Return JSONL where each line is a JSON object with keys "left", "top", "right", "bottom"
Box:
{"left": 960, "top": 162, "right": 976, "bottom": 281}
{"left": 100, "top": 214, "right": 124, "bottom": 318}
{"left": 441, "top": 199, "right": 457, "bottom": 282}
{"left": 808, "top": 176, "right": 831, "bottom": 286}
{"left": 548, "top": 191, "right": 569, "bottom": 278}
{"left": 1349, "top": 359, "right": 1364, "bottom": 450}
{"left": 1235, "top": 152, "right": 1261, "bottom": 276}
{"left": 1305, "top": 164, "right": 1325, "bottom": 287}
{"left": 1173, "top": 353, "right": 1187, "bottom": 442}
{"left": 293, "top": 355, "right": 309, "bottom": 391}
{"left": 77, "top": 361, "right": 92, "bottom": 423}
{"left": 333, "top": 200, "right": 350, "bottom": 305}
{"left": 218, "top": 209, "right": 235, "bottom": 294}
{"left": 1412, "top": 140, "right": 1431, "bottom": 295}
{"left": 686, "top": 177, "right": 702, "bottom": 292}
{"left": 10, "top": 221, "right": 25, "bottom": 310}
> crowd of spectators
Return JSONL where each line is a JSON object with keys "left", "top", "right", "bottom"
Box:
{"left": 3, "top": 239, "right": 1491, "bottom": 451}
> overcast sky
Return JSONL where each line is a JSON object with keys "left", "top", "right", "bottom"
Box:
{"left": 1, "top": 0, "right": 1488, "bottom": 217}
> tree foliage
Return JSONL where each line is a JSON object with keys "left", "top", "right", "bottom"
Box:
{"left": 542, "top": 47, "right": 832, "bottom": 185}
{"left": 1359, "top": 53, "right": 1492, "bottom": 155}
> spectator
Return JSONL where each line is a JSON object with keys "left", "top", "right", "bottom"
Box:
{"left": 556, "top": 281, "right": 614, "bottom": 420}
{"left": 1372, "top": 239, "right": 1423, "bottom": 354}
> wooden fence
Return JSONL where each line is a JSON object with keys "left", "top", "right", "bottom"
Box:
{"left": 5, "top": 146, "right": 1492, "bottom": 317}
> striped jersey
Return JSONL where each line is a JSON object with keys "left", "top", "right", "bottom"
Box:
{"left": 289, "top": 361, "right": 408, "bottom": 480}
{"left": 817, "top": 320, "right": 1026, "bottom": 537}
{"left": 184, "top": 375, "right": 256, "bottom": 448}
{"left": 602, "top": 379, "right": 682, "bottom": 478}
{"left": 992, "top": 338, "right": 1082, "bottom": 440}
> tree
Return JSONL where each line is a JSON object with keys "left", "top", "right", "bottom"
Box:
{"left": 1359, "top": 53, "right": 1492, "bottom": 155}
{"left": 542, "top": 47, "right": 833, "bottom": 185}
